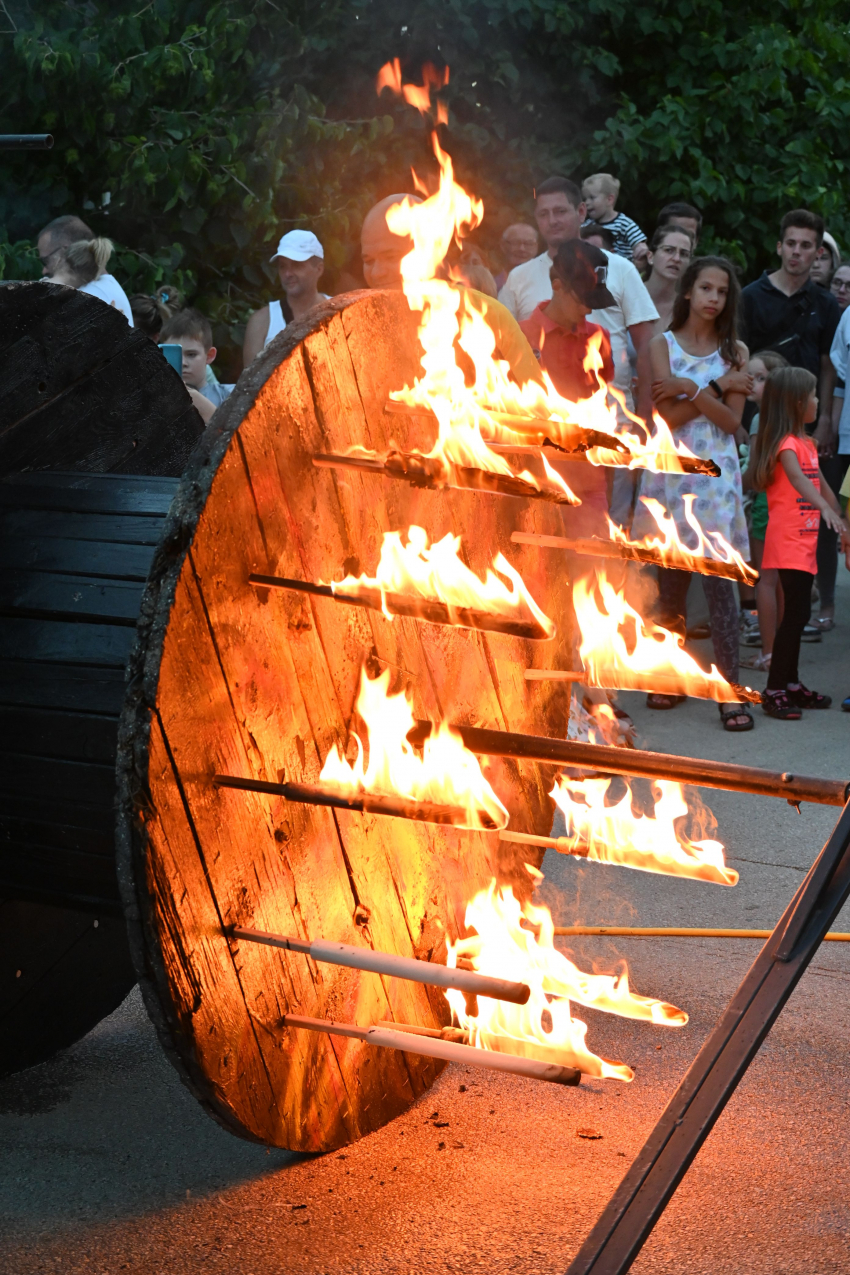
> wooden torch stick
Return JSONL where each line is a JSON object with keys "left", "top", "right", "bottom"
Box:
{"left": 511, "top": 530, "right": 758, "bottom": 586}
{"left": 231, "top": 927, "right": 531, "bottom": 1005}
{"left": 214, "top": 773, "right": 500, "bottom": 829}
{"left": 406, "top": 720, "right": 850, "bottom": 808}
{"left": 552, "top": 926, "right": 850, "bottom": 941}
{"left": 523, "top": 669, "right": 762, "bottom": 705}
{"left": 283, "top": 1013, "right": 581, "bottom": 1086}
{"left": 247, "top": 573, "right": 552, "bottom": 640}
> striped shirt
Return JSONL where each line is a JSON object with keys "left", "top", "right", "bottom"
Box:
{"left": 581, "top": 213, "right": 646, "bottom": 260}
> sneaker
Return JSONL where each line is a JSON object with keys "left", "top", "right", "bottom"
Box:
{"left": 787, "top": 684, "right": 832, "bottom": 710}
{"left": 800, "top": 624, "right": 822, "bottom": 643}
{"left": 761, "top": 689, "right": 802, "bottom": 720}
{"left": 741, "top": 629, "right": 762, "bottom": 646}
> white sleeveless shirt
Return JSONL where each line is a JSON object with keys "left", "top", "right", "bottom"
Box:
{"left": 264, "top": 299, "right": 286, "bottom": 348}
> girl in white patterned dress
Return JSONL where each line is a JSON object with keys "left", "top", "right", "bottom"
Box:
{"left": 634, "top": 256, "right": 754, "bottom": 730}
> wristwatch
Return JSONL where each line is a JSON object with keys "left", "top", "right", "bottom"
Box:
{"left": 708, "top": 378, "right": 723, "bottom": 398}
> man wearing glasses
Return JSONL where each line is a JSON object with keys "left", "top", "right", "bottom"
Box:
{"left": 37, "top": 215, "right": 133, "bottom": 325}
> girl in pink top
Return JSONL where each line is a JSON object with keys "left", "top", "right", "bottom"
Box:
{"left": 750, "top": 367, "right": 848, "bottom": 719}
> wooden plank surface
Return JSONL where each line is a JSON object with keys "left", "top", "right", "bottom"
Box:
{"left": 0, "top": 897, "right": 136, "bottom": 1076}
{"left": 118, "top": 291, "right": 577, "bottom": 1151}
{"left": 0, "top": 284, "right": 204, "bottom": 478}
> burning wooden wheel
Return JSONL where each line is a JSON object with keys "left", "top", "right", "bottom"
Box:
{"left": 117, "top": 290, "right": 580, "bottom": 1151}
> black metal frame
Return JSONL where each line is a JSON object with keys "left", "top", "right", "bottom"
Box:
{"left": 565, "top": 799, "right": 850, "bottom": 1275}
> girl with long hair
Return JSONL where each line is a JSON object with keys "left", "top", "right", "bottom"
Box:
{"left": 748, "top": 367, "right": 847, "bottom": 718}
{"left": 633, "top": 256, "right": 755, "bottom": 730}
{"left": 741, "top": 349, "right": 789, "bottom": 669}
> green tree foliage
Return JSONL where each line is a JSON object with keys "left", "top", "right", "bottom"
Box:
{"left": 577, "top": 0, "right": 850, "bottom": 268}
{"left": 2, "top": 0, "right": 849, "bottom": 373}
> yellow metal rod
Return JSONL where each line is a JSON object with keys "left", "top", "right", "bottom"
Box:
{"left": 553, "top": 925, "right": 850, "bottom": 942}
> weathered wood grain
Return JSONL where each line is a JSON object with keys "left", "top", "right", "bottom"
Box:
{"left": 118, "top": 290, "right": 577, "bottom": 1150}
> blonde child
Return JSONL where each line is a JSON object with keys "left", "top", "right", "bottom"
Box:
{"left": 581, "top": 173, "right": 647, "bottom": 265}
{"left": 749, "top": 367, "right": 848, "bottom": 719}
{"left": 742, "top": 350, "right": 789, "bottom": 669}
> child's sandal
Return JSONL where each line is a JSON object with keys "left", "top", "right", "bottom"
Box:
{"left": 787, "top": 684, "right": 832, "bottom": 710}
{"left": 761, "top": 690, "right": 802, "bottom": 720}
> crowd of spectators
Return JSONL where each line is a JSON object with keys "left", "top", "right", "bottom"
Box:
{"left": 34, "top": 171, "right": 850, "bottom": 728}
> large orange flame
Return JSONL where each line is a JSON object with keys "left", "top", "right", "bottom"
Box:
{"left": 551, "top": 777, "right": 738, "bottom": 886}
{"left": 444, "top": 879, "right": 687, "bottom": 1080}
{"left": 608, "top": 495, "right": 758, "bottom": 583}
{"left": 327, "top": 525, "right": 554, "bottom": 635}
{"left": 319, "top": 667, "right": 509, "bottom": 830}
{"left": 572, "top": 571, "right": 755, "bottom": 703}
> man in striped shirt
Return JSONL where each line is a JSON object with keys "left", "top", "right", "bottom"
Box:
{"left": 581, "top": 173, "right": 648, "bottom": 266}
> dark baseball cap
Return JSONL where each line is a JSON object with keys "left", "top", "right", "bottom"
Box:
{"left": 551, "top": 239, "right": 615, "bottom": 308}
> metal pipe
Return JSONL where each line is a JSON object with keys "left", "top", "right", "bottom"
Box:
{"left": 247, "top": 573, "right": 550, "bottom": 640}
{"left": 511, "top": 530, "right": 757, "bottom": 585}
{"left": 552, "top": 925, "right": 850, "bottom": 941}
{"left": 214, "top": 773, "right": 500, "bottom": 829}
{"left": 0, "top": 134, "right": 54, "bottom": 150}
{"left": 283, "top": 1012, "right": 581, "bottom": 1086}
{"left": 232, "top": 927, "right": 530, "bottom": 1005}
{"left": 407, "top": 721, "right": 850, "bottom": 808}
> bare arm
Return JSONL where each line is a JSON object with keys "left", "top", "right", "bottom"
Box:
{"left": 243, "top": 305, "right": 270, "bottom": 370}
{"left": 649, "top": 337, "right": 747, "bottom": 435}
{"left": 814, "top": 353, "right": 837, "bottom": 454}
{"left": 187, "top": 387, "right": 216, "bottom": 424}
{"left": 632, "top": 323, "right": 657, "bottom": 428}
{"left": 778, "top": 449, "right": 845, "bottom": 532}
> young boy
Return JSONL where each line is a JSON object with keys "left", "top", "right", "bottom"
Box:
{"left": 581, "top": 173, "right": 648, "bottom": 266}
{"left": 159, "top": 308, "right": 233, "bottom": 408}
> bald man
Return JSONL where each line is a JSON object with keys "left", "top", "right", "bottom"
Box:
{"left": 360, "top": 195, "right": 543, "bottom": 388}
{"left": 495, "top": 223, "right": 539, "bottom": 291}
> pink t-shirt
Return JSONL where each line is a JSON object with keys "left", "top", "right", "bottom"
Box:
{"left": 762, "top": 434, "right": 820, "bottom": 573}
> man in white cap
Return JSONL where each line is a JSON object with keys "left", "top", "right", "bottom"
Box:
{"left": 242, "top": 229, "right": 328, "bottom": 367}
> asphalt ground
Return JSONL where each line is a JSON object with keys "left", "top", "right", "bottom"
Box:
{"left": 2, "top": 574, "right": 849, "bottom": 1275}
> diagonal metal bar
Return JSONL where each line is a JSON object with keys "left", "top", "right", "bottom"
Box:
{"left": 565, "top": 799, "right": 850, "bottom": 1275}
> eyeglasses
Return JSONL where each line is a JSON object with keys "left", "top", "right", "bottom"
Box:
{"left": 38, "top": 247, "right": 62, "bottom": 268}
{"left": 832, "top": 279, "right": 850, "bottom": 292}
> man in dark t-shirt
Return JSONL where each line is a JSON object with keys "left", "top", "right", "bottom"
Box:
{"left": 740, "top": 208, "right": 839, "bottom": 449}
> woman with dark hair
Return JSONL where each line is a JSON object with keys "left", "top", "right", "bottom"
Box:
{"left": 643, "top": 224, "right": 693, "bottom": 331}
{"left": 633, "top": 256, "right": 754, "bottom": 730}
